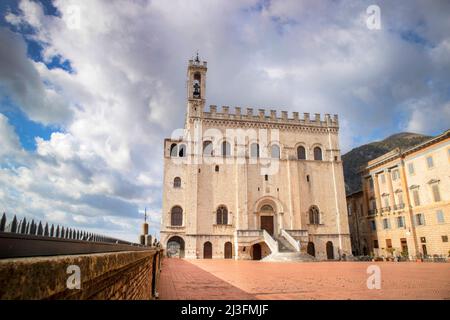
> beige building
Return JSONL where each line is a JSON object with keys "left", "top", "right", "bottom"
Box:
{"left": 160, "top": 56, "right": 351, "bottom": 260}
{"left": 347, "top": 130, "right": 450, "bottom": 259}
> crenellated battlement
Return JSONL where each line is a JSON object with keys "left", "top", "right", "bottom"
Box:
{"left": 188, "top": 59, "right": 207, "bottom": 68}
{"left": 201, "top": 105, "right": 339, "bottom": 127}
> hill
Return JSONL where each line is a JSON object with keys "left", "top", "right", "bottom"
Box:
{"left": 342, "top": 132, "right": 431, "bottom": 195}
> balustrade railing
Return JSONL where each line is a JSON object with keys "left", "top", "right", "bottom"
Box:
{"left": 0, "top": 213, "right": 153, "bottom": 258}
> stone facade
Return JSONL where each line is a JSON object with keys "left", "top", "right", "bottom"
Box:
{"left": 160, "top": 57, "right": 351, "bottom": 260}
{"left": 347, "top": 130, "right": 450, "bottom": 259}
{"left": 0, "top": 250, "right": 162, "bottom": 299}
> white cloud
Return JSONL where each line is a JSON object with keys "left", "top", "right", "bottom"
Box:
{"left": 0, "top": 29, "right": 72, "bottom": 125}
{"left": 0, "top": 0, "right": 449, "bottom": 241}
{"left": 0, "top": 114, "right": 24, "bottom": 159}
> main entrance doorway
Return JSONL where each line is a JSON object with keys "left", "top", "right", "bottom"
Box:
{"left": 260, "top": 216, "right": 274, "bottom": 236}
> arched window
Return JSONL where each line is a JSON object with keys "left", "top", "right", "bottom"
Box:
{"left": 250, "top": 143, "right": 259, "bottom": 158}
{"left": 309, "top": 206, "right": 320, "bottom": 225}
{"left": 314, "top": 147, "right": 323, "bottom": 161}
{"left": 215, "top": 165, "right": 219, "bottom": 172}
{"left": 193, "top": 72, "right": 201, "bottom": 98}
{"left": 261, "top": 204, "right": 274, "bottom": 213}
{"left": 173, "top": 177, "right": 181, "bottom": 188}
{"left": 203, "top": 141, "right": 213, "bottom": 156}
{"left": 297, "top": 146, "right": 306, "bottom": 160}
{"left": 271, "top": 145, "right": 280, "bottom": 159}
{"left": 178, "top": 144, "right": 186, "bottom": 157}
{"left": 170, "top": 144, "right": 178, "bottom": 157}
{"left": 216, "top": 205, "right": 228, "bottom": 225}
{"left": 171, "top": 206, "right": 183, "bottom": 226}
{"left": 222, "top": 141, "right": 231, "bottom": 157}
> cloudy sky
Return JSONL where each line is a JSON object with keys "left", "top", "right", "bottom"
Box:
{"left": 0, "top": 0, "right": 449, "bottom": 242}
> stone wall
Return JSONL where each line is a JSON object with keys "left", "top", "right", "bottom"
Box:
{"left": 0, "top": 249, "right": 162, "bottom": 300}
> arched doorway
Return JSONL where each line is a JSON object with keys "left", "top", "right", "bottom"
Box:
{"left": 167, "top": 236, "right": 185, "bottom": 258}
{"left": 252, "top": 243, "right": 262, "bottom": 260}
{"left": 224, "top": 242, "right": 232, "bottom": 259}
{"left": 203, "top": 241, "right": 212, "bottom": 259}
{"left": 326, "top": 241, "right": 334, "bottom": 260}
{"left": 260, "top": 204, "right": 275, "bottom": 236}
{"left": 307, "top": 242, "right": 315, "bottom": 257}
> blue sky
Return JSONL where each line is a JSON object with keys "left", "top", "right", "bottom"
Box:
{"left": 0, "top": 0, "right": 449, "bottom": 242}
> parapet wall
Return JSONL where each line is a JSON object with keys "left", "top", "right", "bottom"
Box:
{"left": 202, "top": 105, "right": 339, "bottom": 127}
{"left": 0, "top": 249, "right": 162, "bottom": 300}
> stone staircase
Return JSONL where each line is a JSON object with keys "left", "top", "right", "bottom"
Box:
{"left": 261, "top": 232, "right": 315, "bottom": 262}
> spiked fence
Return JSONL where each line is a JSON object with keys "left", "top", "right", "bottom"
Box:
{"left": 0, "top": 213, "right": 150, "bottom": 259}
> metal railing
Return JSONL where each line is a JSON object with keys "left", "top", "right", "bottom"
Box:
{"left": 0, "top": 213, "right": 151, "bottom": 259}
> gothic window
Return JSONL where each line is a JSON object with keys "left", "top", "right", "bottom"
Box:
{"left": 173, "top": 177, "right": 181, "bottom": 188}
{"left": 309, "top": 206, "right": 320, "bottom": 225}
{"left": 297, "top": 146, "right": 306, "bottom": 160}
{"left": 271, "top": 145, "right": 280, "bottom": 159}
{"left": 203, "top": 141, "right": 213, "bottom": 156}
{"left": 171, "top": 206, "right": 183, "bottom": 226}
{"left": 222, "top": 141, "right": 231, "bottom": 157}
{"left": 250, "top": 143, "right": 259, "bottom": 158}
{"left": 313, "top": 147, "right": 323, "bottom": 161}
{"left": 216, "top": 205, "right": 228, "bottom": 225}
{"left": 170, "top": 143, "right": 178, "bottom": 157}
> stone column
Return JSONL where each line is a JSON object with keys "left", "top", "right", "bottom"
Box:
{"left": 399, "top": 160, "right": 418, "bottom": 258}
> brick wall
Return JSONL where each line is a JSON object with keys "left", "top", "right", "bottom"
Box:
{"left": 0, "top": 249, "right": 162, "bottom": 300}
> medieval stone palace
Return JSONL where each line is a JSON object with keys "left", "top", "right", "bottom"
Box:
{"left": 160, "top": 56, "right": 351, "bottom": 260}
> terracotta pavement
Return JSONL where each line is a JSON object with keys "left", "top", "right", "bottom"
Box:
{"left": 158, "top": 258, "right": 450, "bottom": 300}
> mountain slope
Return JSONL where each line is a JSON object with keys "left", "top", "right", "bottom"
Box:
{"left": 342, "top": 132, "right": 431, "bottom": 195}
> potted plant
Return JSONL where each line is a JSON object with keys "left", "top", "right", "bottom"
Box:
{"left": 400, "top": 250, "right": 409, "bottom": 261}
{"left": 386, "top": 248, "right": 396, "bottom": 261}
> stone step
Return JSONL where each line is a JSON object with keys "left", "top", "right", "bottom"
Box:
{"left": 261, "top": 252, "right": 316, "bottom": 262}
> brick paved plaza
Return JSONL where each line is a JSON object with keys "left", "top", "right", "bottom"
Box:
{"left": 159, "top": 258, "right": 450, "bottom": 300}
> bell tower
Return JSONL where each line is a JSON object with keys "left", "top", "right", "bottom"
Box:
{"left": 186, "top": 53, "right": 207, "bottom": 119}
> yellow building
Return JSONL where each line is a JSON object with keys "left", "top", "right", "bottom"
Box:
{"left": 347, "top": 130, "right": 450, "bottom": 259}
{"left": 160, "top": 56, "right": 351, "bottom": 261}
